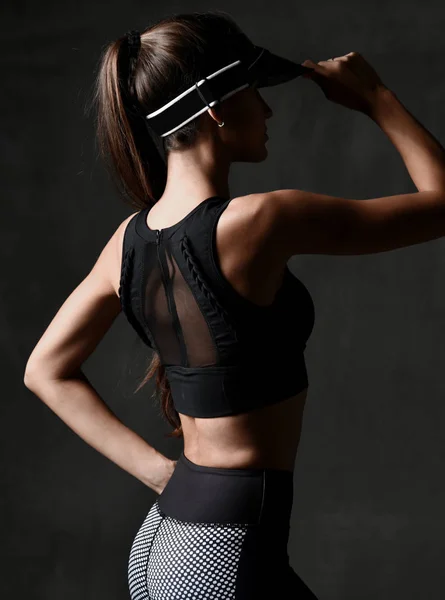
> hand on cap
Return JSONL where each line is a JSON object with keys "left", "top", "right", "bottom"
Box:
{"left": 301, "top": 52, "right": 389, "bottom": 115}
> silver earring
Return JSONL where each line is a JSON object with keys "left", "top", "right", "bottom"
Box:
{"left": 218, "top": 121, "right": 225, "bottom": 127}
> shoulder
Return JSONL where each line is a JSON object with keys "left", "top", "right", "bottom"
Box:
{"left": 216, "top": 192, "right": 285, "bottom": 270}
{"left": 227, "top": 191, "right": 294, "bottom": 226}
{"left": 96, "top": 210, "right": 140, "bottom": 297}
{"left": 224, "top": 193, "right": 271, "bottom": 233}
{"left": 224, "top": 191, "right": 285, "bottom": 247}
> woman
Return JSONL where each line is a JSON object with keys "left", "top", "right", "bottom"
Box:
{"left": 24, "top": 10, "right": 445, "bottom": 600}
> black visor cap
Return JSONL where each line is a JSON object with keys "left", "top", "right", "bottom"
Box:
{"left": 144, "top": 41, "right": 312, "bottom": 137}
{"left": 248, "top": 46, "right": 312, "bottom": 87}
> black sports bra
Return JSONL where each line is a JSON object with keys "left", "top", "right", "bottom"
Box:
{"left": 119, "top": 195, "right": 315, "bottom": 417}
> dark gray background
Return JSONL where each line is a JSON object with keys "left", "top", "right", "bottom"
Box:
{"left": 4, "top": 1, "right": 445, "bottom": 598}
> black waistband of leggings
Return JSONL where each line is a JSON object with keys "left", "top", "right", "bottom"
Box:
{"left": 157, "top": 451, "right": 294, "bottom": 527}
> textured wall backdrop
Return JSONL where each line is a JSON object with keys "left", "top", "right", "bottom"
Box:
{"left": 3, "top": 1, "right": 445, "bottom": 598}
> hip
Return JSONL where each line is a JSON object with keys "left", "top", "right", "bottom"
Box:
{"left": 127, "top": 451, "right": 318, "bottom": 599}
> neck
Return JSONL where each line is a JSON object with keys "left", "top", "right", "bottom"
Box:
{"left": 160, "top": 133, "right": 231, "bottom": 204}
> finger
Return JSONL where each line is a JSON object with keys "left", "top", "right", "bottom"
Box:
{"left": 317, "top": 59, "right": 342, "bottom": 68}
{"left": 331, "top": 56, "right": 348, "bottom": 62}
{"left": 302, "top": 58, "right": 326, "bottom": 72}
{"left": 302, "top": 59, "right": 331, "bottom": 82}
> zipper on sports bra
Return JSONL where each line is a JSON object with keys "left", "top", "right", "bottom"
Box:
{"left": 156, "top": 229, "right": 166, "bottom": 289}
{"left": 156, "top": 229, "right": 163, "bottom": 280}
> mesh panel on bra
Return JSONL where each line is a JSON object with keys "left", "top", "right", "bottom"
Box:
{"left": 141, "top": 233, "right": 220, "bottom": 367}
{"left": 122, "top": 219, "right": 239, "bottom": 370}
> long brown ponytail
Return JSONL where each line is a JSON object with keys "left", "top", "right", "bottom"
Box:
{"left": 88, "top": 11, "right": 250, "bottom": 437}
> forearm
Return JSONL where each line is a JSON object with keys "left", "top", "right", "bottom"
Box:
{"left": 369, "top": 88, "right": 445, "bottom": 193}
{"left": 25, "top": 370, "right": 173, "bottom": 494}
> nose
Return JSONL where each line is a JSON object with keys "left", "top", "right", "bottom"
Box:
{"left": 260, "top": 95, "right": 273, "bottom": 120}
{"left": 255, "top": 87, "right": 273, "bottom": 121}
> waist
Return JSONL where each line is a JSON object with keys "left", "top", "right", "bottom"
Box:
{"left": 157, "top": 451, "right": 294, "bottom": 529}
{"left": 179, "top": 387, "right": 308, "bottom": 471}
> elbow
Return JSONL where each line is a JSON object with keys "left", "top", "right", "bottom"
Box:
{"left": 23, "top": 362, "right": 48, "bottom": 391}
{"left": 23, "top": 364, "right": 38, "bottom": 390}
{"left": 24, "top": 362, "right": 85, "bottom": 390}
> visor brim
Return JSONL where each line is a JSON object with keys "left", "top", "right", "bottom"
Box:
{"left": 248, "top": 46, "right": 312, "bottom": 88}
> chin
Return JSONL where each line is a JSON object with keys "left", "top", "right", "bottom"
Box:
{"left": 254, "top": 145, "right": 269, "bottom": 162}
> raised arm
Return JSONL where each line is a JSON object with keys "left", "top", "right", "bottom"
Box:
{"left": 263, "top": 62, "right": 445, "bottom": 259}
